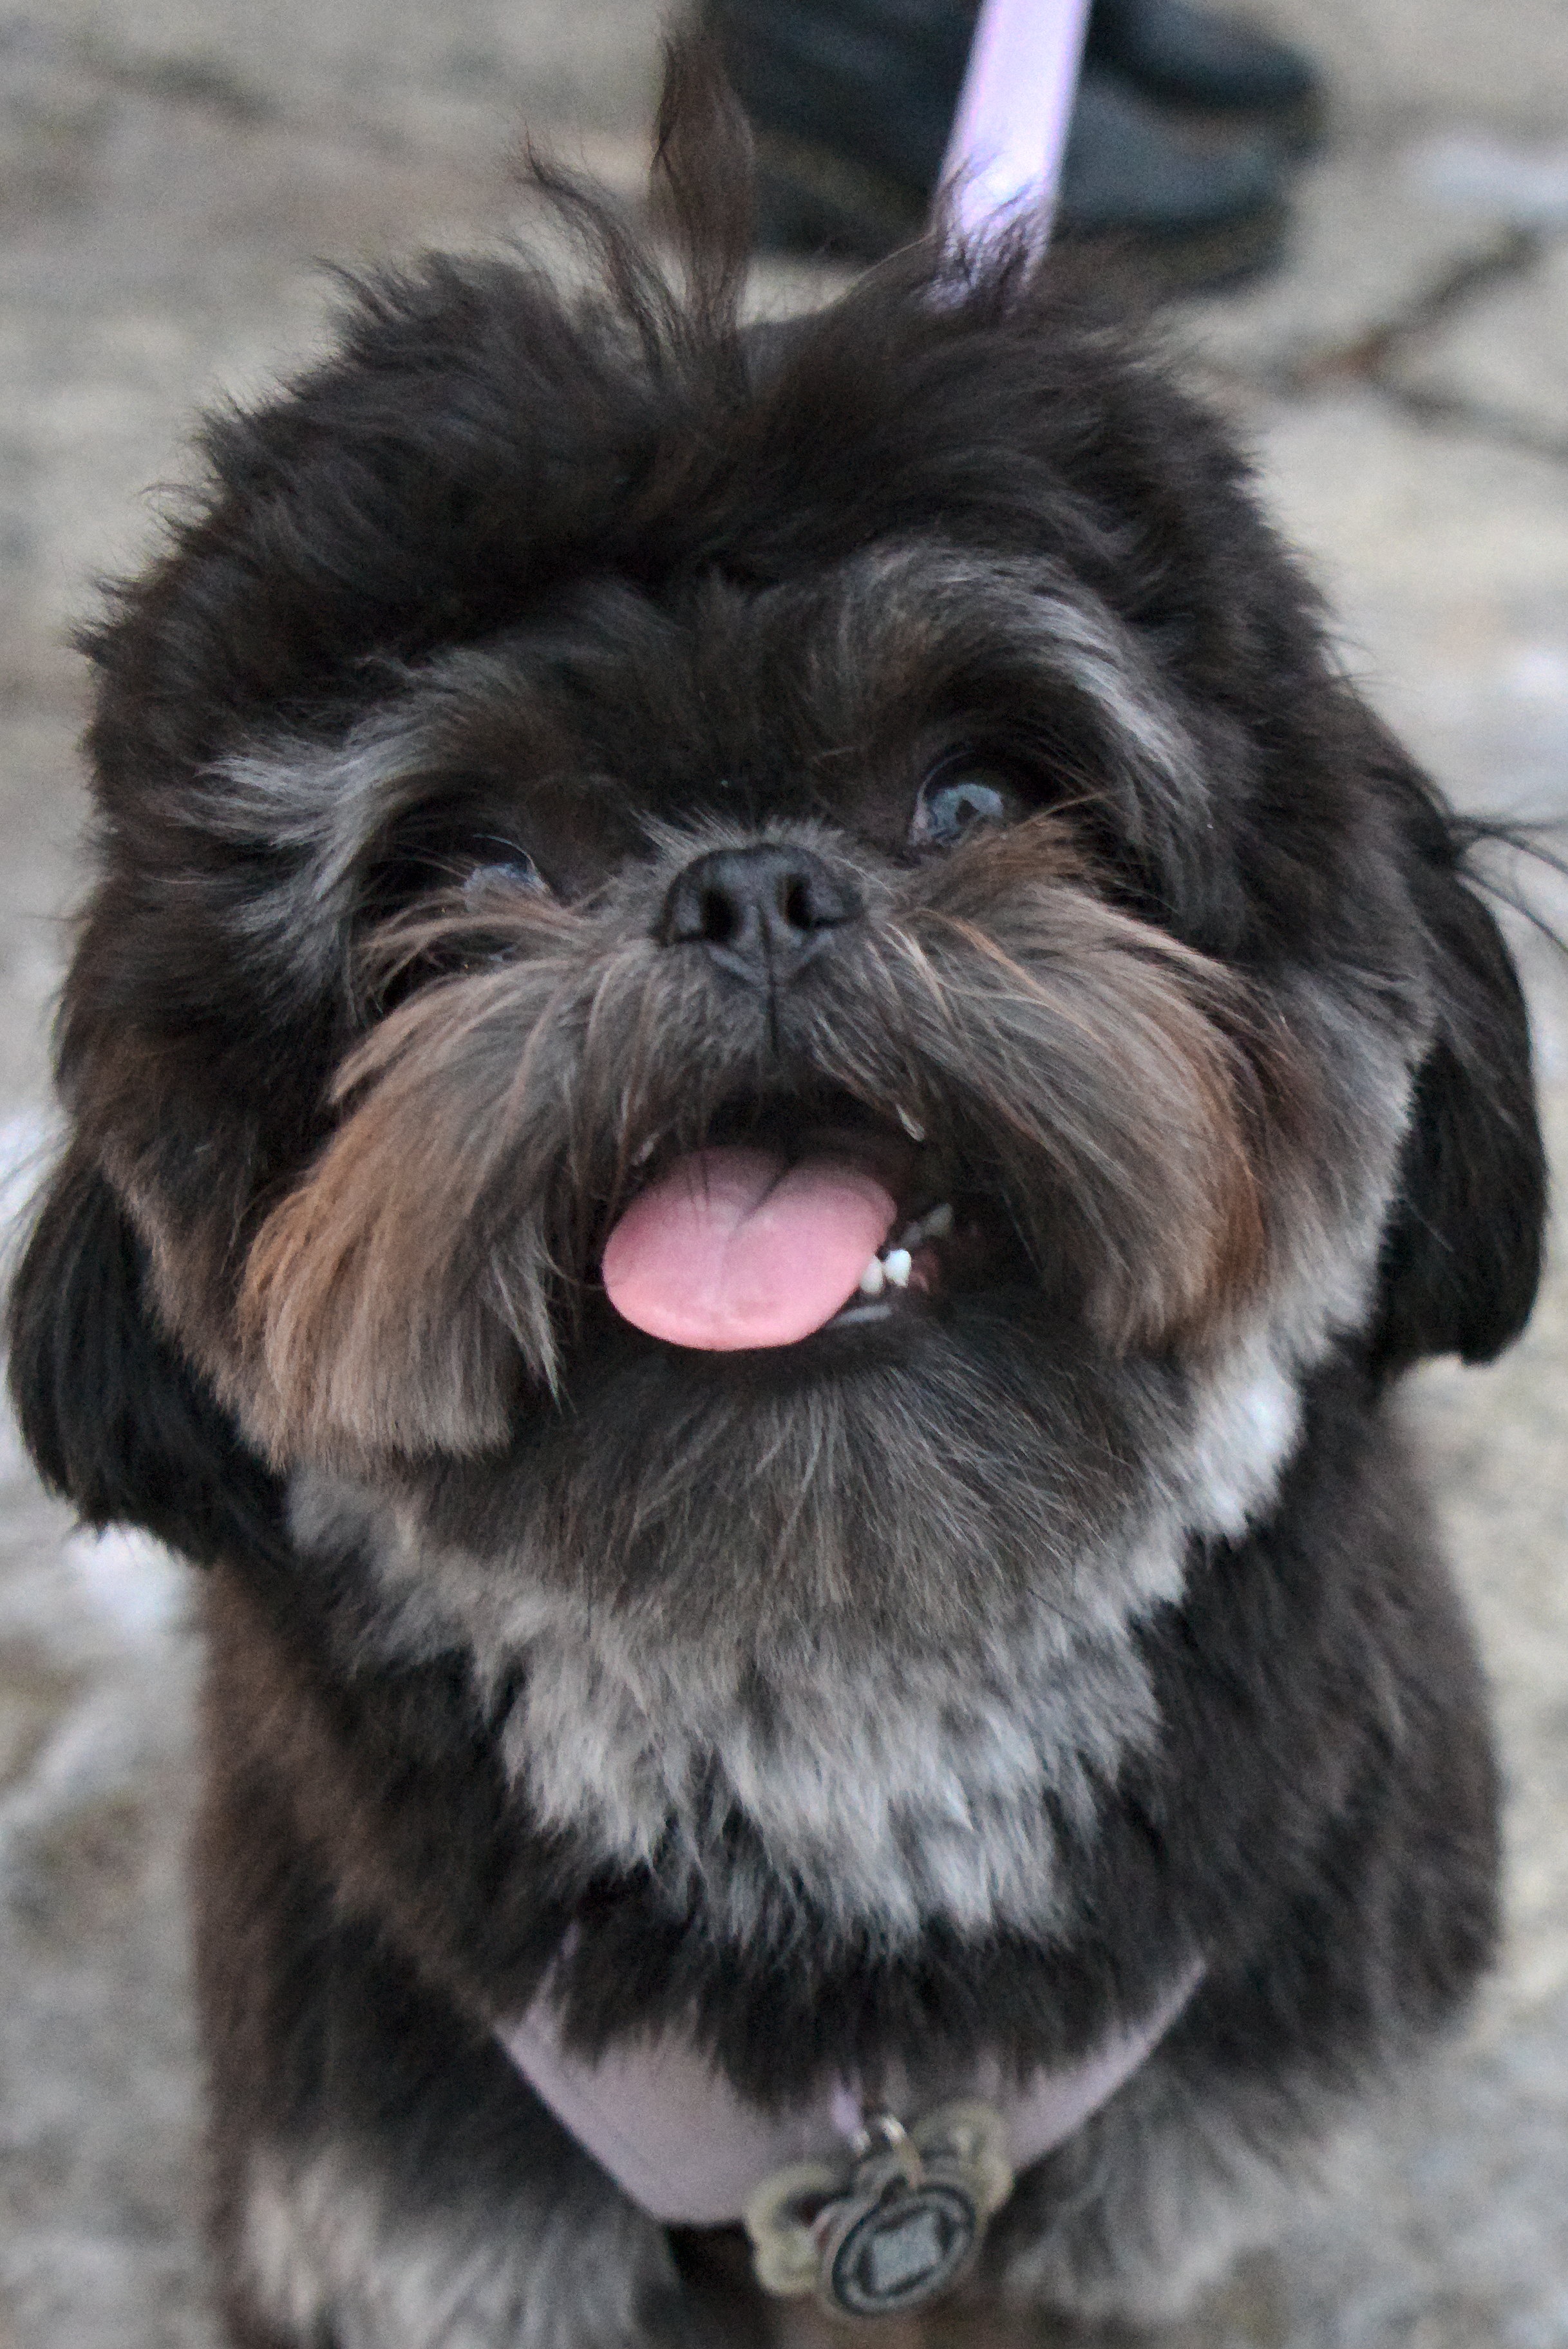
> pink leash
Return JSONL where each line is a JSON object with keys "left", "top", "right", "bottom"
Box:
{"left": 940, "top": 0, "right": 1093, "bottom": 247}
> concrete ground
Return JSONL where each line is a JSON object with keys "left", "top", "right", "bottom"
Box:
{"left": 1, "top": 3, "right": 1565, "bottom": 2343}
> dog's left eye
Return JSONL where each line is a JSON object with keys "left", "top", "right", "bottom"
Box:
{"left": 911, "top": 766, "right": 1021, "bottom": 849}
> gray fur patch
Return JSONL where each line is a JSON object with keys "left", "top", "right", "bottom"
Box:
{"left": 843, "top": 540, "right": 1211, "bottom": 827}
{"left": 241, "top": 2137, "right": 675, "bottom": 2349}
{"left": 205, "top": 702, "right": 433, "bottom": 987}
{"left": 290, "top": 1301, "right": 1330, "bottom": 1952}
{"left": 995, "top": 2049, "right": 1325, "bottom": 2325}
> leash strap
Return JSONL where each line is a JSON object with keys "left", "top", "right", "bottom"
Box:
{"left": 939, "top": 0, "right": 1094, "bottom": 247}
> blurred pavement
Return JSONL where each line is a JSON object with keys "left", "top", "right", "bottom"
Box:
{"left": 0, "top": 5, "right": 1565, "bottom": 2344}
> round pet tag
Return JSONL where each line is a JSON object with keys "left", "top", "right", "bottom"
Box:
{"left": 820, "top": 2174, "right": 982, "bottom": 2317}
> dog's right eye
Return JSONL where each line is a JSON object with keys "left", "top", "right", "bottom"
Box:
{"left": 911, "top": 766, "right": 1022, "bottom": 849}
{"left": 361, "top": 822, "right": 547, "bottom": 918}
{"left": 462, "top": 853, "right": 546, "bottom": 906}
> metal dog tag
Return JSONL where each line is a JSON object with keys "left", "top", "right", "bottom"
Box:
{"left": 743, "top": 2102, "right": 1014, "bottom": 2322}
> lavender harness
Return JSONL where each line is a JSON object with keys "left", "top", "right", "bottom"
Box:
{"left": 498, "top": 1965, "right": 1199, "bottom": 2319}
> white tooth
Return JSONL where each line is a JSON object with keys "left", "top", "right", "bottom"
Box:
{"left": 858, "top": 1257, "right": 887, "bottom": 1297}
{"left": 897, "top": 1222, "right": 922, "bottom": 1252}
{"left": 882, "top": 1248, "right": 912, "bottom": 1289}
{"left": 896, "top": 1108, "right": 927, "bottom": 1143}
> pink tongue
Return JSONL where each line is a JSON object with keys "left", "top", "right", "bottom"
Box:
{"left": 601, "top": 1146, "right": 898, "bottom": 1350}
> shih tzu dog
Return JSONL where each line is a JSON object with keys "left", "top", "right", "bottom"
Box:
{"left": 8, "top": 37, "right": 1547, "bottom": 2348}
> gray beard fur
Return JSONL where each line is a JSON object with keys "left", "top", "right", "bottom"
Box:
{"left": 289, "top": 1278, "right": 1390, "bottom": 1951}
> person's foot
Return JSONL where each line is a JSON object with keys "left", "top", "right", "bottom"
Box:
{"left": 711, "top": 0, "right": 1290, "bottom": 289}
{"left": 1057, "top": 63, "right": 1287, "bottom": 285}
{"left": 715, "top": 0, "right": 973, "bottom": 255}
{"left": 1086, "top": 0, "right": 1324, "bottom": 148}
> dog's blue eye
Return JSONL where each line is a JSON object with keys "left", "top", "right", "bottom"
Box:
{"left": 462, "top": 854, "right": 545, "bottom": 905}
{"left": 912, "top": 770, "right": 1019, "bottom": 848}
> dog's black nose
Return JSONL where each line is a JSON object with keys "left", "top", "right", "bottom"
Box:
{"left": 659, "top": 845, "right": 861, "bottom": 985}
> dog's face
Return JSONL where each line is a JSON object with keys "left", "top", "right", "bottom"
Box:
{"left": 10, "top": 127, "right": 1543, "bottom": 1713}
{"left": 182, "top": 520, "right": 1423, "bottom": 1648}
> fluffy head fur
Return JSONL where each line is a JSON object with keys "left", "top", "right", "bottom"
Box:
{"left": 6, "top": 36, "right": 1546, "bottom": 2344}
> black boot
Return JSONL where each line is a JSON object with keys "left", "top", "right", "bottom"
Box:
{"left": 710, "top": 0, "right": 1291, "bottom": 287}
{"left": 1086, "top": 0, "right": 1324, "bottom": 146}
{"left": 1057, "top": 62, "right": 1285, "bottom": 282}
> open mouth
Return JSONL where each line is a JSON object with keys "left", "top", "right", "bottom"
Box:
{"left": 597, "top": 1095, "right": 1006, "bottom": 1352}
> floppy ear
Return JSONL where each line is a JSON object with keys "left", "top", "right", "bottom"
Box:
{"left": 1371, "top": 822, "right": 1547, "bottom": 1372}
{"left": 6, "top": 1146, "right": 288, "bottom": 1567}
